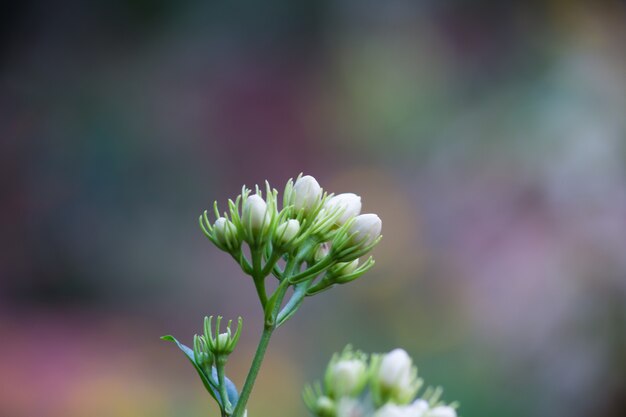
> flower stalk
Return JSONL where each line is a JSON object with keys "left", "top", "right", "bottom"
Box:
{"left": 164, "top": 174, "right": 383, "bottom": 417}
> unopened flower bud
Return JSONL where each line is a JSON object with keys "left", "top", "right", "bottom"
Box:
{"left": 325, "top": 193, "right": 362, "bottom": 225}
{"left": 243, "top": 194, "right": 268, "bottom": 233}
{"left": 216, "top": 332, "right": 230, "bottom": 349}
{"left": 411, "top": 400, "right": 429, "bottom": 416}
{"left": 330, "top": 259, "right": 359, "bottom": 277}
{"left": 378, "top": 348, "right": 413, "bottom": 394}
{"left": 426, "top": 406, "right": 457, "bottom": 417}
{"left": 315, "top": 396, "right": 335, "bottom": 417}
{"left": 314, "top": 242, "right": 331, "bottom": 262}
{"left": 292, "top": 175, "right": 322, "bottom": 213}
{"left": 374, "top": 404, "right": 414, "bottom": 417}
{"left": 275, "top": 219, "right": 300, "bottom": 247}
{"left": 204, "top": 316, "right": 242, "bottom": 356}
{"left": 213, "top": 217, "right": 239, "bottom": 250}
{"left": 193, "top": 334, "right": 213, "bottom": 369}
{"left": 331, "top": 359, "right": 368, "bottom": 397}
{"left": 349, "top": 213, "right": 382, "bottom": 247}
{"left": 337, "top": 398, "right": 363, "bottom": 417}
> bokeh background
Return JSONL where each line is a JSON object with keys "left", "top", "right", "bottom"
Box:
{"left": 2, "top": 1, "right": 626, "bottom": 416}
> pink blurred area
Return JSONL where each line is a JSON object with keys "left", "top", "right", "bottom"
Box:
{"left": 1, "top": 1, "right": 626, "bottom": 417}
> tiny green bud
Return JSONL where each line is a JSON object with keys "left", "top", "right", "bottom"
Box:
{"left": 315, "top": 396, "right": 335, "bottom": 417}
{"left": 314, "top": 242, "right": 331, "bottom": 262}
{"left": 330, "top": 259, "right": 359, "bottom": 277}
{"left": 193, "top": 334, "right": 213, "bottom": 369}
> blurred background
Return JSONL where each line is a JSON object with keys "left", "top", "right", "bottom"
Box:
{"left": 1, "top": 0, "right": 626, "bottom": 416}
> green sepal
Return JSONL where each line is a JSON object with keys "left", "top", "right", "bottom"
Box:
{"left": 288, "top": 257, "right": 333, "bottom": 284}
{"left": 161, "top": 335, "right": 239, "bottom": 408}
{"left": 305, "top": 277, "right": 335, "bottom": 296}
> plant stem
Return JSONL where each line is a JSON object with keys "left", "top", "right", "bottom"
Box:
{"left": 251, "top": 248, "right": 267, "bottom": 307}
{"left": 261, "top": 250, "right": 282, "bottom": 277}
{"left": 232, "top": 251, "right": 303, "bottom": 417}
{"left": 232, "top": 325, "right": 274, "bottom": 417}
{"left": 216, "top": 358, "right": 232, "bottom": 416}
{"left": 253, "top": 278, "right": 267, "bottom": 308}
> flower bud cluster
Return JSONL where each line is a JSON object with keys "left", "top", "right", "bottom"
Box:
{"left": 202, "top": 315, "right": 243, "bottom": 357}
{"left": 201, "top": 174, "right": 381, "bottom": 260}
{"left": 304, "top": 347, "right": 458, "bottom": 417}
{"left": 191, "top": 316, "right": 242, "bottom": 373}
{"left": 163, "top": 316, "right": 243, "bottom": 416}
{"left": 199, "top": 174, "right": 382, "bottom": 327}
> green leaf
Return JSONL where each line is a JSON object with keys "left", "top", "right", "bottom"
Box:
{"left": 161, "top": 335, "right": 239, "bottom": 408}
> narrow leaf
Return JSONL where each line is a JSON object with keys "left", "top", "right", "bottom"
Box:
{"left": 161, "top": 335, "right": 239, "bottom": 407}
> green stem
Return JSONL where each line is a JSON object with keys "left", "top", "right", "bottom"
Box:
{"left": 215, "top": 358, "right": 232, "bottom": 416}
{"left": 253, "top": 279, "right": 267, "bottom": 308}
{"left": 261, "top": 250, "right": 283, "bottom": 277}
{"left": 231, "top": 325, "right": 274, "bottom": 417}
{"left": 251, "top": 248, "right": 267, "bottom": 307}
{"left": 232, "top": 256, "right": 302, "bottom": 417}
{"left": 288, "top": 256, "right": 333, "bottom": 284}
{"left": 235, "top": 251, "right": 253, "bottom": 275}
{"left": 276, "top": 282, "right": 309, "bottom": 327}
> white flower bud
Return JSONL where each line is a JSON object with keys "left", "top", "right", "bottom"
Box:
{"left": 349, "top": 213, "right": 382, "bottom": 247}
{"left": 331, "top": 359, "right": 368, "bottom": 397}
{"left": 243, "top": 194, "right": 268, "bottom": 233}
{"left": 325, "top": 193, "right": 362, "bottom": 224}
{"left": 410, "top": 400, "right": 430, "bottom": 417}
{"left": 275, "top": 219, "right": 300, "bottom": 246}
{"left": 378, "top": 349, "right": 413, "bottom": 391}
{"left": 336, "top": 398, "right": 363, "bottom": 417}
{"left": 213, "top": 217, "right": 229, "bottom": 245}
{"left": 292, "top": 175, "right": 322, "bottom": 213}
{"left": 216, "top": 332, "right": 230, "bottom": 349}
{"left": 425, "top": 406, "right": 457, "bottom": 417}
{"left": 374, "top": 404, "right": 414, "bottom": 417}
{"left": 213, "top": 217, "right": 239, "bottom": 250}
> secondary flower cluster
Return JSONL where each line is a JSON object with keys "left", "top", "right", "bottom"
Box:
{"left": 162, "top": 316, "right": 244, "bottom": 417}
{"left": 199, "top": 174, "right": 382, "bottom": 327}
{"left": 304, "top": 347, "right": 459, "bottom": 417}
